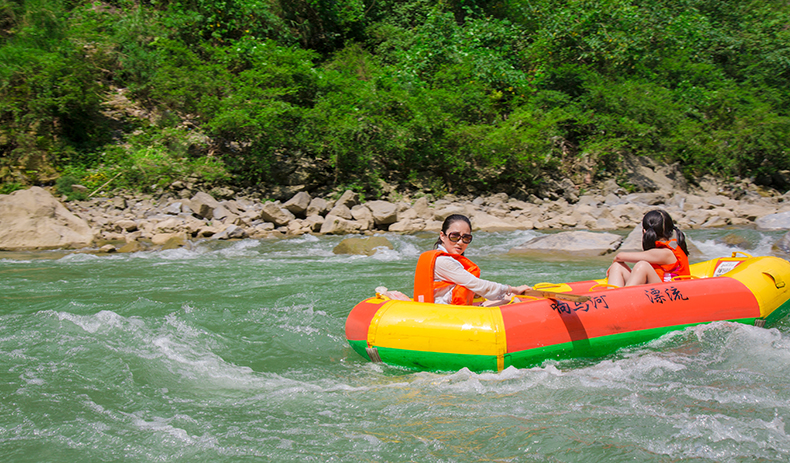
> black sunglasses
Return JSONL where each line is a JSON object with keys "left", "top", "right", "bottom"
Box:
{"left": 447, "top": 232, "right": 473, "bottom": 244}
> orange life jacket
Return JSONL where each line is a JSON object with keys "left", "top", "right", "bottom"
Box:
{"left": 413, "top": 250, "right": 481, "bottom": 305}
{"left": 651, "top": 238, "right": 690, "bottom": 282}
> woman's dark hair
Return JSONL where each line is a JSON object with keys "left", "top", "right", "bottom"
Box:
{"left": 641, "top": 209, "right": 689, "bottom": 255}
{"left": 434, "top": 214, "right": 472, "bottom": 249}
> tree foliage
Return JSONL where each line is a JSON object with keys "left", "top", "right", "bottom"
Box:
{"left": 1, "top": 0, "right": 789, "bottom": 195}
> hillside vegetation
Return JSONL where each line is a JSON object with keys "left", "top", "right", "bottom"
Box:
{"left": 1, "top": 0, "right": 789, "bottom": 199}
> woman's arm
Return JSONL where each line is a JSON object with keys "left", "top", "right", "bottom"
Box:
{"left": 613, "top": 248, "right": 676, "bottom": 265}
{"left": 435, "top": 257, "right": 511, "bottom": 300}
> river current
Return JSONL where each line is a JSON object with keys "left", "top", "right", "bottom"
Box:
{"left": 2, "top": 228, "right": 790, "bottom": 462}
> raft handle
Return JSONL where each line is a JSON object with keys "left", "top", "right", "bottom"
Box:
{"left": 731, "top": 251, "right": 753, "bottom": 259}
{"left": 763, "top": 270, "right": 786, "bottom": 289}
{"left": 590, "top": 283, "right": 619, "bottom": 291}
{"left": 671, "top": 274, "right": 700, "bottom": 281}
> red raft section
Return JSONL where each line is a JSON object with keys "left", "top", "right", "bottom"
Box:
{"left": 500, "top": 277, "right": 760, "bottom": 363}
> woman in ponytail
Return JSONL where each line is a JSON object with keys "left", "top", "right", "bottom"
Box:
{"left": 606, "top": 209, "right": 690, "bottom": 287}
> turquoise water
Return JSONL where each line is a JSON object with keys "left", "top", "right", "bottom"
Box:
{"left": 3, "top": 229, "right": 790, "bottom": 462}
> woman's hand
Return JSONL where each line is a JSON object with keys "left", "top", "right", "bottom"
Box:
{"left": 509, "top": 285, "right": 533, "bottom": 295}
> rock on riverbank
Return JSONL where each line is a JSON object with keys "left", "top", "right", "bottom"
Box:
{"left": 4, "top": 171, "right": 790, "bottom": 254}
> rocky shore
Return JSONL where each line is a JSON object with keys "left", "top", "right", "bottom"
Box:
{"left": 4, "top": 165, "right": 790, "bottom": 256}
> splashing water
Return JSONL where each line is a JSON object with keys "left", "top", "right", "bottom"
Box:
{"left": 1, "top": 229, "right": 789, "bottom": 462}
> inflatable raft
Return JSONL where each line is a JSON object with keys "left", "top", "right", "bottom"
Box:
{"left": 345, "top": 253, "right": 790, "bottom": 372}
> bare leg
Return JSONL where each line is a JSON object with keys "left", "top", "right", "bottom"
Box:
{"left": 606, "top": 261, "right": 631, "bottom": 287}
{"left": 624, "top": 261, "right": 663, "bottom": 286}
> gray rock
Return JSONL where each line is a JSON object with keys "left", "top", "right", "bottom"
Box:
{"left": 163, "top": 202, "right": 183, "bottom": 215}
{"left": 260, "top": 202, "right": 295, "bottom": 226}
{"left": 327, "top": 204, "right": 353, "bottom": 220}
{"left": 350, "top": 205, "right": 374, "bottom": 230}
{"left": 283, "top": 191, "right": 311, "bottom": 217}
{"left": 365, "top": 200, "right": 398, "bottom": 225}
{"left": 307, "top": 197, "right": 329, "bottom": 216}
{"left": 319, "top": 215, "right": 363, "bottom": 235}
{"left": 191, "top": 192, "right": 220, "bottom": 219}
{"left": 511, "top": 231, "right": 623, "bottom": 258}
{"left": 212, "top": 204, "right": 231, "bottom": 221}
{"left": 756, "top": 211, "right": 790, "bottom": 230}
{"left": 434, "top": 204, "right": 467, "bottom": 222}
{"left": 214, "top": 224, "right": 247, "bottom": 240}
{"left": 115, "top": 219, "right": 138, "bottom": 232}
{"left": 0, "top": 187, "right": 95, "bottom": 250}
{"left": 336, "top": 190, "right": 359, "bottom": 208}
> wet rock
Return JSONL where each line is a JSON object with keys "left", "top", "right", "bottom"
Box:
{"left": 99, "top": 244, "right": 117, "bottom": 253}
{"left": 772, "top": 232, "right": 790, "bottom": 257}
{"left": 333, "top": 236, "right": 394, "bottom": 256}
{"left": 717, "top": 232, "right": 755, "bottom": 250}
{"left": 118, "top": 240, "right": 146, "bottom": 253}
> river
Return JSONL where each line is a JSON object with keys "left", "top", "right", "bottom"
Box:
{"left": 2, "top": 229, "right": 790, "bottom": 462}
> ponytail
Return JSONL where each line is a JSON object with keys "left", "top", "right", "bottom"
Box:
{"left": 674, "top": 226, "right": 689, "bottom": 256}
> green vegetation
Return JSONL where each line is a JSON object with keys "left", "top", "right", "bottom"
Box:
{"left": 1, "top": 0, "right": 789, "bottom": 197}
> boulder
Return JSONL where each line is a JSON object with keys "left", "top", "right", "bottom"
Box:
{"left": 260, "top": 202, "right": 295, "bottom": 226}
{"left": 772, "top": 232, "right": 790, "bottom": 257}
{"left": 118, "top": 240, "right": 146, "bottom": 253}
{"left": 283, "top": 191, "right": 311, "bottom": 217}
{"left": 163, "top": 201, "right": 183, "bottom": 215}
{"left": 622, "top": 155, "right": 688, "bottom": 193}
{"left": 307, "top": 197, "right": 330, "bottom": 216}
{"left": 336, "top": 190, "right": 359, "bottom": 208}
{"left": 327, "top": 204, "right": 354, "bottom": 220}
{"left": 510, "top": 231, "right": 623, "bottom": 258}
{"left": 412, "top": 196, "right": 432, "bottom": 218}
{"left": 99, "top": 244, "right": 117, "bottom": 253}
{"left": 365, "top": 200, "right": 398, "bottom": 226}
{"left": 304, "top": 214, "right": 325, "bottom": 232}
{"left": 471, "top": 211, "right": 521, "bottom": 232}
{"left": 115, "top": 219, "right": 138, "bottom": 232}
{"left": 350, "top": 205, "right": 374, "bottom": 230}
{"left": 389, "top": 218, "right": 426, "bottom": 233}
{"left": 214, "top": 224, "right": 247, "bottom": 240}
{"left": 0, "top": 187, "right": 95, "bottom": 250}
{"left": 618, "top": 226, "right": 644, "bottom": 252}
{"left": 717, "top": 232, "right": 755, "bottom": 250}
{"left": 434, "top": 204, "right": 467, "bottom": 222}
{"left": 333, "top": 236, "right": 394, "bottom": 256}
{"left": 319, "top": 215, "right": 363, "bottom": 235}
{"left": 191, "top": 192, "right": 220, "bottom": 219}
{"left": 755, "top": 211, "right": 790, "bottom": 230}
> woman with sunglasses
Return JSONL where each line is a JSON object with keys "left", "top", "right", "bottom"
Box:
{"left": 413, "top": 214, "right": 532, "bottom": 305}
